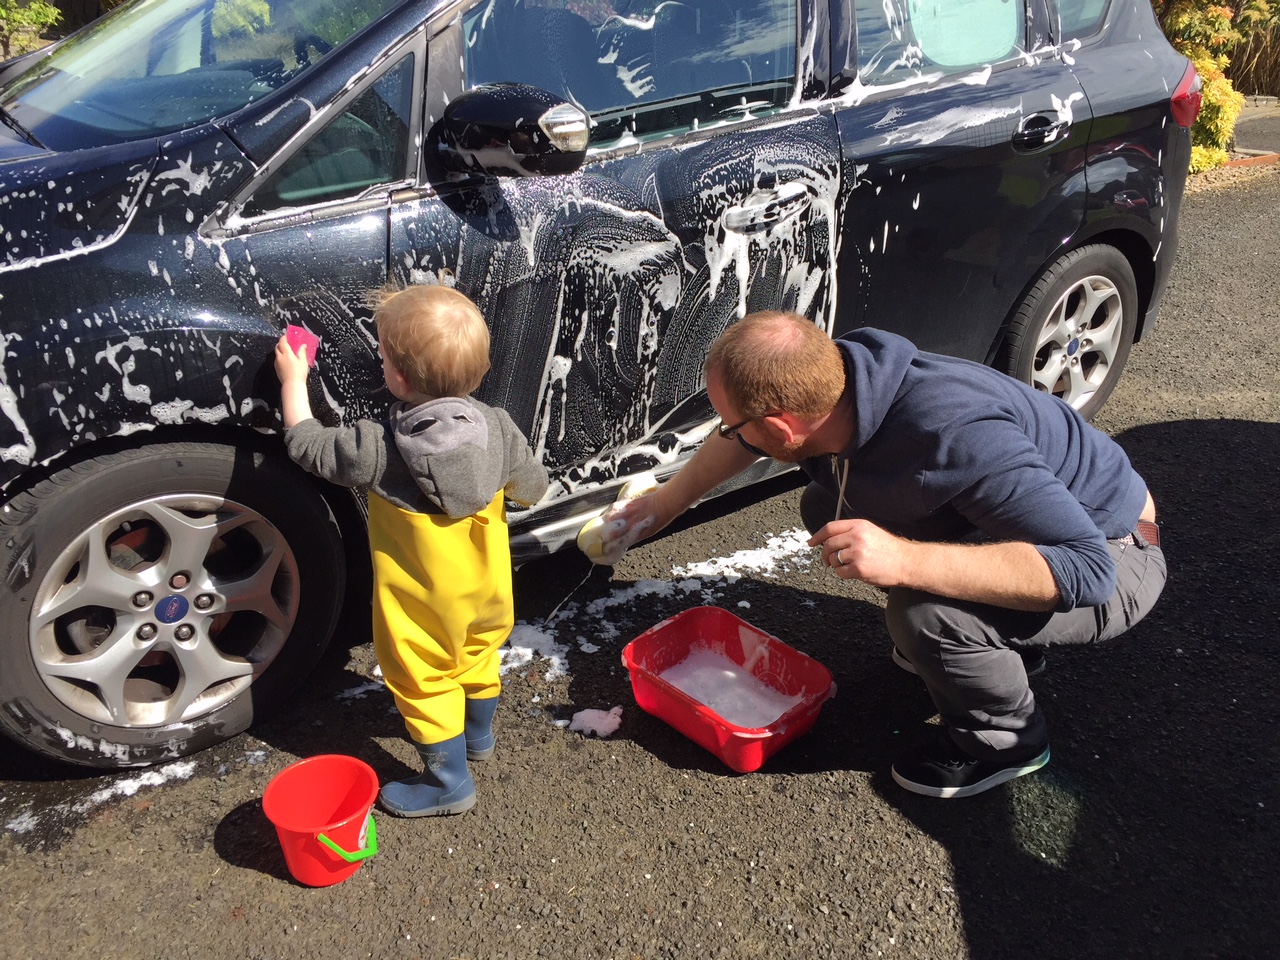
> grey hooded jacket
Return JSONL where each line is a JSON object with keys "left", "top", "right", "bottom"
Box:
{"left": 284, "top": 396, "right": 549, "bottom": 519}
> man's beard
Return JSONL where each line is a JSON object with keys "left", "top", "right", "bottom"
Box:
{"left": 771, "top": 433, "right": 827, "bottom": 464}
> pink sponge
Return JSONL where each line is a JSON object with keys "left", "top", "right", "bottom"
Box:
{"left": 285, "top": 325, "right": 321, "bottom": 367}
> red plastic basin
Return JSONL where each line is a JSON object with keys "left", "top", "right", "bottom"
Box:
{"left": 621, "top": 606, "right": 836, "bottom": 773}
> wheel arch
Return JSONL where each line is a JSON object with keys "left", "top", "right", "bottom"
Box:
{"left": 0, "top": 430, "right": 371, "bottom": 768}
{"left": 0, "top": 424, "right": 370, "bottom": 571}
{"left": 985, "top": 226, "right": 1155, "bottom": 365}
{"left": 1076, "top": 228, "right": 1157, "bottom": 342}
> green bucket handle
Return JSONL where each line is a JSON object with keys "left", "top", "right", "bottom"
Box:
{"left": 317, "top": 814, "right": 378, "bottom": 863}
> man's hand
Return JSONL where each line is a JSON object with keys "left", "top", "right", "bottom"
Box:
{"left": 583, "top": 428, "right": 763, "bottom": 565}
{"left": 590, "top": 486, "right": 676, "bottom": 565}
{"left": 591, "top": 489, "right": 665, "bottom": 565}
{"left": 810, "top": 519, "right": 1061, "bottom": 611}
{"left": 809, "top": 519, "right": 907, "bottom": 587}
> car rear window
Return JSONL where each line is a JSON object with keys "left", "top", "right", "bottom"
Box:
{"left": 856, "top": 0, "right": 1025, "bottom": 86}
{"left": 1057, "top": 0, "right": 1110, "bottom": 41}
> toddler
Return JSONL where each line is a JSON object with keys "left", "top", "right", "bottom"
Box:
{"left": 275, "top": 286, "right": 548, "bottom": 816}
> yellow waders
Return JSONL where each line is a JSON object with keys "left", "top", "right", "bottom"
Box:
{"left": 368, "top": 491, "right": 513, "bottom": 745}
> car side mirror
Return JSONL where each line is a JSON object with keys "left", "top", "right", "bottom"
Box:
{"left": 432, "top": 83, "right": 590, "bottom": 178}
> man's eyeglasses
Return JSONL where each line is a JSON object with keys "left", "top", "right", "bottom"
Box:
{"left": 717, "top": 418, "right": 755, "bottom": 441}
{"left": 716, "top": 417, "right": 771, "bottom": 459}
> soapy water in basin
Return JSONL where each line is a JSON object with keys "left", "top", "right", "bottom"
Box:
{"left": 658, "top": 648, "right": 804, "bottom": 729}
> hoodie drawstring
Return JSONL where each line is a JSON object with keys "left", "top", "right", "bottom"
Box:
{"left": 833, "top": 457, "right": 849, "bottom": 523}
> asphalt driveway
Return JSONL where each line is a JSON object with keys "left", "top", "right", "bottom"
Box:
{"left": 1235, "top": 96, "right": 1280, "bottom": 155}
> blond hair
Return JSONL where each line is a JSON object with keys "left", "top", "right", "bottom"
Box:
{"left": 705, "top": 311, "right": 845, "bottom": 419}
{"left": 373, "top": 285, "right": 491, "bottom": 398}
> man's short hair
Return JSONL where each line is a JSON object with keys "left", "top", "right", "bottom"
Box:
{"left": 706, "top": 311, "right": 845, "bottom": 419}
{"left": 374, "top": 285, "right": 491, "bottom": 398}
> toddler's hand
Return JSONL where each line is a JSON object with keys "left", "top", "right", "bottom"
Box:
{"left": 274, "top": 334, "right": 311, "bottom": 385}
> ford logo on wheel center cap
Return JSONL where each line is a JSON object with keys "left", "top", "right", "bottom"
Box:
{"left": 156, "top": 595, "right": 189, "bottom": 624}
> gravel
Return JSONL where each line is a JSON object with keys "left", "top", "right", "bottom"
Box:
{"left": 1184, "top": 158, "right": 1280, "bottom": 194}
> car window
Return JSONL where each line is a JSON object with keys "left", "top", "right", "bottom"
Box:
{"left": 1057, "top": 0, "right": 1110, "bottom": 41}
{"left": 241, "top": 54, "right": 413, "bottom": 216}
{"left": 856, "top": 0, "right": 1024, "bottom": 86}
{"left": 461, "top": 0, "right": 797, "bottom": 148}
{"left": 0, "top": 0, "right": 404, "bottom": 150}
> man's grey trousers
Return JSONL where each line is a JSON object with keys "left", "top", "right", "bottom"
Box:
{"left": 800, "top": 482, "right": 1168, "bottom": 760}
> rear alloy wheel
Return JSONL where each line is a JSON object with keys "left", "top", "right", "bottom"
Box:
{"left": 0, "top": 443, "right": 346, "bottom": 768}
{"left": 999, "top": 244, "right": 1138, "bottom": 420}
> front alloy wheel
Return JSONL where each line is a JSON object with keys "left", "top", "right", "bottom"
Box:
{"left": 31, "top": 493, "right": 295, "bottom": 729}
{"left": 0, "top": 443, "right": 346, "bottom": 768}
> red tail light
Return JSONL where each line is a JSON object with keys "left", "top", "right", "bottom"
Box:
{"left": 1171, "top": 63, "right": 1203, "bottom": 128}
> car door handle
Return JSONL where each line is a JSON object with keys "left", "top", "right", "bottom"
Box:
{"left": 1012, "top": 114, "right": 1070, "bottom": 151}
{"left": 724, "top": 182, "right": 811, "bottom": 231}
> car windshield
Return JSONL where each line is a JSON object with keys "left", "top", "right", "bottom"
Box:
{"left": 0, "top": 0, "right": 403, "bottom": 150}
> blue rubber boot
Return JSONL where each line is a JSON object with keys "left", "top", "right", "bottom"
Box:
{"left": 464, "top": 696, "right": 500, "bottom": 761}
{"left": 378, "top": 734, "right": 476, "bottom": 818}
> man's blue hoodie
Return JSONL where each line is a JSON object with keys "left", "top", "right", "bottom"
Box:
{"left": 800, "top": 330, "right": 1149, "bottom": 611}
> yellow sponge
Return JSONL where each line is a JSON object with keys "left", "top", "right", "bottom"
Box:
{"left": 576, "top": 472, "right": 659, "bottom": 562}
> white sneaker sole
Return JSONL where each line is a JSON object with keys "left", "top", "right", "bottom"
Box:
{"left": 892, "top": 746, "right": 1051, "bottom": 799}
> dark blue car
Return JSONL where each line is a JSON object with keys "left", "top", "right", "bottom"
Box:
{"left": 0, "top": 0, "right": 1199, "bottom": 766}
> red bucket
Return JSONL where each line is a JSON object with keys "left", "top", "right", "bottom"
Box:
{"left": 262, "top": 754, "right": 380, "bottom": 887}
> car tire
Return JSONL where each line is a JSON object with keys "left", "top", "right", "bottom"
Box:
{"left": 999, "top": 244, "right": 1138, "bottom": 420}
{"left": 0, "top": 442, "right": 346, "bottom": 768}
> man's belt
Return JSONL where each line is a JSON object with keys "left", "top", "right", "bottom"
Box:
{"left": 1116, "top": 520, "right": 1161, "bottom": 548}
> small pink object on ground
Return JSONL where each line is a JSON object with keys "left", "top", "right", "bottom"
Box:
{"left": 286, "top": 325, "right": 321, "bottom": 366}
{"left": 569, "top": 705, "right": 623, "bottom": 737}
{"left": 621, "top": 606, "right": 836, "bottom": 773}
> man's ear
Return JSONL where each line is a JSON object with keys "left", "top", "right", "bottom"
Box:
{"left": 762, "top": 409, "right": 824, "bottom": 448}
{"left": 762, "top": 411, "right": 808, "bottom": 444}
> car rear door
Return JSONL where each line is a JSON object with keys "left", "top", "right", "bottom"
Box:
{"left": 1058, "top": 0, "right": 1196, "bottom": 341}
{"left": 392, "top": 0, "right": 842, "bottom": 503}
{"left": 829, "top": 0, "right": 1091, "bottom": 362}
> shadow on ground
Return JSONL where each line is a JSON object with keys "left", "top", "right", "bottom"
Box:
{"left": 880, "top": 418, "right": 1279, "bottom": 960}
{"left": 534, "top": 417, "right": 1278, "bottom": 959}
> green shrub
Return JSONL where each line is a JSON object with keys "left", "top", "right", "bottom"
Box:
{"left": 1190, "top": 144, "right": 1233, "bottom": 170}
{"left": 0, "top": 0, "right": 62, "bottom": 58}
{"left": 1192, "top": 49, "right": 1248, "bottom": 156}
{"left": 1152, "top": 1, "right": 1276, "bottom": 171}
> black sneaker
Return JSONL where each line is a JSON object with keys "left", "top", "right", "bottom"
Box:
{"left": 892, "top": 729, "right": 1050, "bottom": 799}
{"left": 891, "top": 645, "right": 1047, "bottom": 677}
